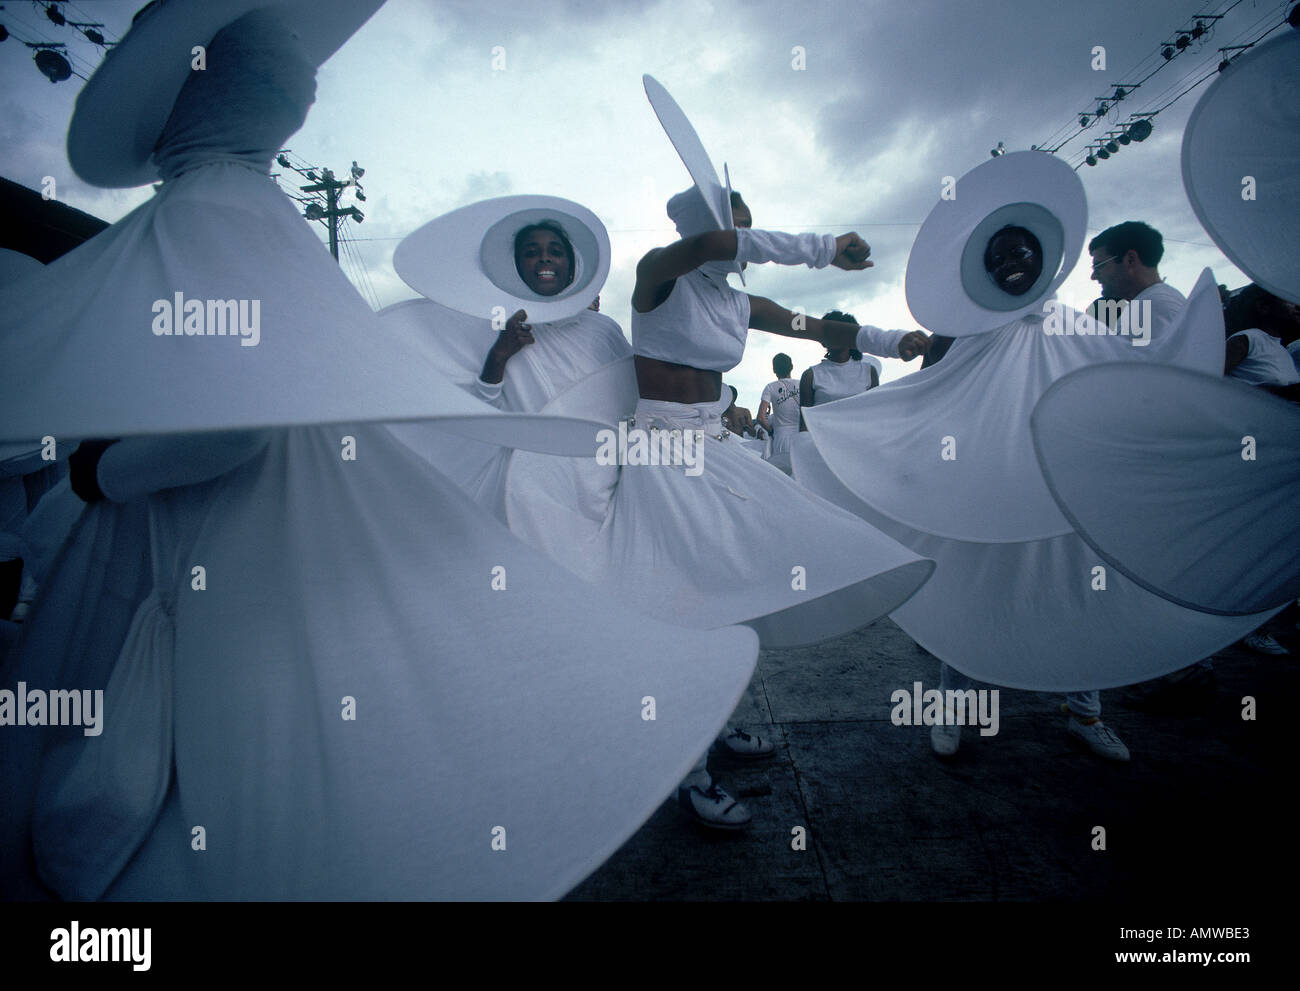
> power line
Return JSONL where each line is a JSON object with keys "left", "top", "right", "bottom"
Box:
{"left": 1067, "top": 5, "right": 1291, "bottom": 170}
{"left": 1, "top": 2, "right": 103, "bottom": 79}
{"left": 1035, "top": 0, "right": 1251, "bottom": 156}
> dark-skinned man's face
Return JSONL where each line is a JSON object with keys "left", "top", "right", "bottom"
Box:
{"left": 984, "top": 227, "right": 1043, "bottom": 296}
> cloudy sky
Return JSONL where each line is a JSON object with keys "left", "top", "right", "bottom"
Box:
{"left": 1, "top": 0, "right": 1288, "bottom": 408}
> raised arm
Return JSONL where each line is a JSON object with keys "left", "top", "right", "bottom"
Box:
{"left": 748, "top": 296, "right": 857, "bottom": 350}
{"left": 476, "top": 308, "right": 535, "bottom": 405}
{"left": 633, "top": 230, "right": 876, "bottom": 313}
{"left": 857, "top": 324, "right": 930, "bottom": 361}
{"left": 632, "top": 231, "right": 740, "bottom": 312}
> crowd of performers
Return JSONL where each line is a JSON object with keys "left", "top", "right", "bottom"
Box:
{"left": 1, "top": 1, "right": 1296, "bottom": 899}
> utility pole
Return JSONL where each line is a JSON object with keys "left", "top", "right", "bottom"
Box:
{"left": 278, "top": 155, "right": 367, "bottom": 263}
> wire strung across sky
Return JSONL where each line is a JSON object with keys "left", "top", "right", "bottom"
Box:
{"left": 1027, "top": 0, "right": 1292, "bottom": 172}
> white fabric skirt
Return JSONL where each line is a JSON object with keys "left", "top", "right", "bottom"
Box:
{"left": 506, "top": 360, "right": 934, "bottom": 649}
{"left": 793, "top": 432, "right": 1277, "bottom": 690}
{"left": 764, "top": 424, "right": 797, "bottom": 475}
{"left": 1032, "top": 362, "right": 1300, "bottom": 616}
{"left": 1, "top": 423, "right": 758, "bottom": 900}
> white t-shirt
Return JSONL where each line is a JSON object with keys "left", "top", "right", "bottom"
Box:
{"left": 1227, "top": 329, "right": 1300, "bottom": 386}
{"left": 760, "top": 378, "right": 801, "bottom": 432}
{"left": 1133, "top": 280, "right": 1186, "bottom": 334}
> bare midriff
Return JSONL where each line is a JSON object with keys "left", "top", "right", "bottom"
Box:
{"left": 634, "top": 355, "right": 723, "bottom": 404}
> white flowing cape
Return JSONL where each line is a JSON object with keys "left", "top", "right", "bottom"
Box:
{"left": 0, "top": 166, "right": 602, "bottom": 457}
{"left": 1, "top": 424, "right": 758, "bottom": 900}
{"left": 799, "top": 272, "right": 1280, "bottom": 690}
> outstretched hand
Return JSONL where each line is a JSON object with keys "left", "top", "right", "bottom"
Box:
{"left": 832, "top": 233, "right": 873, "bottom": 271}
{"left": 898, "top": 330, "right": 930, "bottom": 361}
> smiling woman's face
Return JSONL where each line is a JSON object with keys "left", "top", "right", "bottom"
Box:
{"left": 983, "top": 227, "right": 1043, "bottom": 296}
{"left": 515, "top": 228, "right": 573, "bottom": 296}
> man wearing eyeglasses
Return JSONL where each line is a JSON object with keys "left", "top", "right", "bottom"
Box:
{"left": 1086, "top": 221, "right": 1185, "bottom": 340}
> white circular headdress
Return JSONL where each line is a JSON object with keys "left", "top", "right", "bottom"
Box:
{"left": 1181, "top": 28, "right": 1300, "bottom": 304}
{"left": 643, "top": 74, "right": 744, "bottom": 284}
{"left": 67, "top": 0, "right": 385, "bottom": 189}
{"left": 905, "top": 151, "right": 1087, "bottom": 336}
{"left": 393, "top": 196, "right": 610, "bottom": 324}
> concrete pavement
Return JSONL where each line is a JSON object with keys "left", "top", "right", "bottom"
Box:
{"left": 567, "top": 611, "right": 1295, "bottom": 902}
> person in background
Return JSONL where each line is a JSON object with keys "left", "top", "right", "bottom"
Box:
{"left": 757, "top": 353, "right": 800, "bottom": 473}
{"left": 798, "top": 310, "right": 883, "bottom": 428}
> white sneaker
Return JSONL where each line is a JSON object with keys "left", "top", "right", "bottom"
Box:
{"left": 715, "top": 726, "right": 776, "bottom": 759}
{"left": 1243, "top": 632, "right": 1289, "bottom": 656}
{"left": 1068, "top": 717, "right": 1130, "bottom": 762}
{"left": 676, "top": 781, "right": 752, "bottom": 830}
{"left": 930, "top": 721, "right": 961, "bottom": 757}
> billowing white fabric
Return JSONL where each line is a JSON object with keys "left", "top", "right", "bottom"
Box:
{"left": 0, "top": 165, "right": 603, "bottom": 454}
{"left": 505, "top": 360, "right": 934, "bottom": 649}
{"left": 17, "top": 478, "right": 84, "bottom": 585}
{"left": 1, "top": 423, "right": 759, "bottom": 900}
{"left": 795, "top": 270, "right": 1277, "bottom": 689}
{"left": 1031, "top": 363, "right": 1300, "bottom": 616}
{"left": 1181, "top": 30, "right": 1300, "bottom": 305}
{"left": 791, "top": 431, "right": 1279, "bottom": 690}
{"left": 379, "top": 298, "right": 631, "bottom": 518}
{"left": 0, "top": 248, "right": 43, "bottom": 286}
{"left": 632, "top": 269, "right": 751, "bottom": 371}
{"left": 1227, "top": 329, "right": 1300, "bottom": 387}
{"left": 808, "top": 358, "right": 878, "bottom": 405}
{"left": 803, "top": 275, "right": 1218, "bottom": 544}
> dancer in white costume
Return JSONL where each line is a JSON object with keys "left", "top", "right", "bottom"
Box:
{"left": 798, "top": 152, "right": 1281, "bottom": 718}
{"left": 1031, "top": 28, "right": 1300, "bottom": 618}
{"left": 0, "top": 1, "right": 760, "bottom": 900}
{"left": 757, "top": 353, "right": 800, "bottom": 473}
{"left": 506, "top": 77, "right": 935, "bottom": 827}
{"left": 386, "top": 199, "right": 778, "bottom": 766}
{"left": 506, "top": 78, "right": 932, "bottom": 652}
{"left": 380, "top": 197, "right": 631, "bottom": 520}
{"left": 799, "top": 311, "right": 882, "bottom": 413}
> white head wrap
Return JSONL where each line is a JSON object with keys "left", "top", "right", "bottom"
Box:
{"left": 666, "top": 187, "right": 734, "bottom": 281}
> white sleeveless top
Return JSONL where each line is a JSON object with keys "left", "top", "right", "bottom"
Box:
{"left": 632, "top": 270, "right": 751, "bottom": 372}
{"left": 809, "top": 357, "right": 880, "bottom": 405}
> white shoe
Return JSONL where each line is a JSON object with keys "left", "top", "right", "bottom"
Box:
{"left": 1243, "top": 632, "right": 1289, "bottom": 656}
{"left": 930, "top": 720, "right": 961, "bottom": 757}
{"left": 715, "top": 726, "right": 776, "bottom": 759}
{"left": 676, "top": 781, "right": 752, "bottom": 830}
{"left": 1068, "top": 717, "right": 1130, "bottom": 762}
